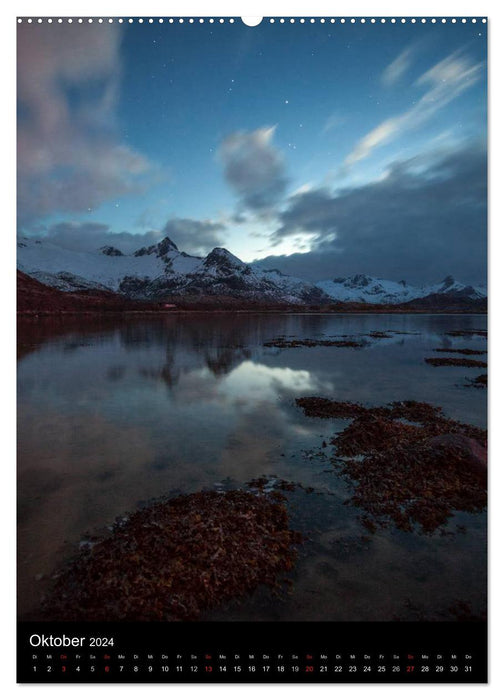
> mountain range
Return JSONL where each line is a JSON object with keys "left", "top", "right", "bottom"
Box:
{"left": 315, "top": 273, "right": 486, "bottom": 305}
{"left": 17, "top": 236, "right": 487, "bottom": 308}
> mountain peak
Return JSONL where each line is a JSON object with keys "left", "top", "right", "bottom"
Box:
{"left": 157, "top": 236, "right": 179, "bottom": 255}
{"left": 100, "top": 245, "right": 124, "bottom": 257}
{"left": 346, "top": 274, "right": 373, "bottom": 287}
{"left": 134, "top": 236, "right": 178, "bottom": 258}
{"left": 440, "top": 275, "right": 455, "bottom": 288}
{"left": 204, "top": 247, "right": 244, "bottom": 268}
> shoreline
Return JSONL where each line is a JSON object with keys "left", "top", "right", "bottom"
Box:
{"left": 17, "top": 308, "right": 488, "bottom": 317}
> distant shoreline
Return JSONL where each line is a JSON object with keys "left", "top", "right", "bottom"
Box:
{"left": 17, "top": 269, "right": 487, "bottom": 317}
{"left": 17, "top": 308, "right": 488, "bottom": 317}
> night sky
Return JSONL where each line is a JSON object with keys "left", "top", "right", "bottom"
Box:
{"left": 17, "top": 18, "right": 487, "bottom": 283}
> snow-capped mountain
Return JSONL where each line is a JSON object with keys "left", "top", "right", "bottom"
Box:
{"left": 316, "top": 274, "right": 487, "bottom": 305}
{"left": 17, "top": 237, "right": 487, "bottom": 306}
{"left": 423, "top": 275, "right": 487, "bottom": 300}
{"left": 17, "top": 236, "right": 328, "bottom": 305}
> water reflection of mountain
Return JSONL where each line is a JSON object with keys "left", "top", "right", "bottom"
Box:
{"left": 18, "top": 313, "right": 487, "bottom": 388}
{"left": 18, "top": 313, "right": 487, "bottom": 619}
{"left": 17, "top": 314, "right": 273, "bottom": 351}
{"left": 16, "top": 316, "right": 300, "bottom": 392}
{"left": 19, "top": 312, "right": 486, "bottom": 354}
{"left": 17, "top": 315, "right": 326, "bottom": 382}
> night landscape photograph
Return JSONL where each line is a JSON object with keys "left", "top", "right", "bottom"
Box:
{"left": 17, "top": 17, "right": 487, "bottom": 629}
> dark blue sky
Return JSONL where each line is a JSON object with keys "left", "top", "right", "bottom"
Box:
{"left": 17, "top": 18, "right": 487, "bottom": 282}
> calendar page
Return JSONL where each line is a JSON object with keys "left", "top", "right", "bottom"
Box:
{"left": 16, "top": 13, "right": 488, "bottom": 683}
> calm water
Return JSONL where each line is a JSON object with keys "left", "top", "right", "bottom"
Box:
{"left": 17, "top": 313, "right": 487, "bottom": 621}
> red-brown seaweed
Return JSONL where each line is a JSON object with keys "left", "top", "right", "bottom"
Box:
{"left": 445, "top": 330, "right": 487, "bottom": 338}
{"left": 42, "top": 490, "right": 302, "bottom": 621}
{"left": 333, "top": 415, "right": 426, "bottom": 456}
{"left": 466, "top": 374, "right": 488, "bottom": 388}
{"left": 296, "top": 396, "right": 487, "bottom": 534}
{"left": 425, "top": 357, "right": 487, "bottom": 368}
{"left": 295, "top": 397, "right": 368, "bottom": 419}
{"left": 264, "top": 338, "right": 365, "bottom": 348}
{"left": 340, "top": 436, "right": 486, "bottom": 533}
{"left": 432, "top": 348, "right": 486, "bottom": 355}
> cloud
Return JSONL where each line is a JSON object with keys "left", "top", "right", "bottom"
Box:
{"left": 25, "top": 216, "right": 227, "bottom": 256}
{"left": 381, "top": 47, "right": 413, "bottom": 87}
{"left": 345, "top": 50, "right": 484, "bottom": 167}
{"left": 32, "top": 222, "right": 164, "bottom": 254}
{"left": 161, "top": 217, "right": 226, "bottom": 255}
{"left": 257, "top": 143, "right": 486, "bottom": 285}
{"left": 322, "top": 112, "right": 345, "bottom": 134}
{"left": 219, "top": 126, "right": 288, "bottom": 214}
{"left": 17, "top": 22, "right": 155, "bottom": 223}
{"left": 344, "top": 120, "right": 398, "bottom": 168}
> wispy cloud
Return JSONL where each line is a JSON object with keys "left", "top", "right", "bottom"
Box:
{"left": 322, "top": 111, "right": 346, "bottom": 134}
{"left": 381, "top": 47, "right": 414, "bottom": 87}
{"left": 345, "top": 50, "right": 484, "bottom": 167}
{"left": 344, "top": 120, "right": 398, "bottom": 168}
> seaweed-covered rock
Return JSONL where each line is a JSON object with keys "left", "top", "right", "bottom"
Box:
{"left": 42, "top": 490, "right": 301, "bottom": 621}
{"left": 265, "top": 338, "right": 365, "bottom": 348}
{"left": 426, "top": 434, "right": 487, "bottom": 479}
{"left": 425, "top": 357, "right": 487, "bottom": 368}
{"left": 466, "top": 374, "right": 488, "bottom": 388}
{"left": 296, "top": 395, "right": 487, "bottom": 534}
{"left": 333, "top": 415, "right": 425, "bottom": 456}
{"left": 295, "top": 397, "right": 367, "bottom": 419}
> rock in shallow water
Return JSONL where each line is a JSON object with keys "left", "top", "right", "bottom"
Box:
{"left": 426, "top": 433, "right": 487, "bottom": 478}
{"left": 41, "top": 490, "right": 301, "bottom": 621}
